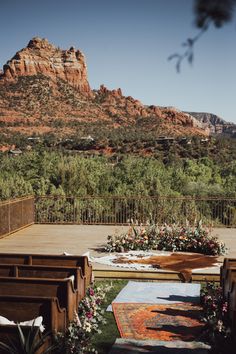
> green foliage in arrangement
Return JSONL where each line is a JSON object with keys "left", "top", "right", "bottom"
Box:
{"left": 0, "top": 323, "right": 55, "bottom": 354}
{"left": 0, "top": 151, "right": 236, "bottom": 201}
{"left": 105, "top": 222, "right": 226, "bottom": 255}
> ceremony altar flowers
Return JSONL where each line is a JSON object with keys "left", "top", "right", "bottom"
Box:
{"left": 200, "top": 282, "right": 231, "bottom": 351}
{"left": 105, "top": 222, "right": 226, "bottom": 256}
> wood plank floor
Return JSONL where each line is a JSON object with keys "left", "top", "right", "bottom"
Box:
{"left": 0, "top": 224, "right": 126, "bottom": 255}
{"left": 0, "top": 224, "right": 234, "bottom": 281}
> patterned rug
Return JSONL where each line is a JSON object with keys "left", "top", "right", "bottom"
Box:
{"left": 112, "top": 302, "right": 205, "bottom": 341}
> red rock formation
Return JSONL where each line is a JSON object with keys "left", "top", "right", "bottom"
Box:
{"left": 0, "top": 37, "right": 91, "bottom": 94}
{"left": 0, "top": 37, "right": 209, "bottom": 138}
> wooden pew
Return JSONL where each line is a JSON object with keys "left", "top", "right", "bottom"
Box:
{"left": 0, "top": 253, "right": 92, "bottom": 287}
{"left": 0, "top": 264, "right": 86, "bottom": 303}
{"left": 228, "top": 281, "right": 236, "bottom": 335}
{"left": 220, "top": 258, "right": 236, "bottom": 287}
{"left": 0, "top": 295, "right": 66, "bottom": 333}
{"left": 223, "top": 267, "right": 236, "bottom": 299}
{"left": 31, "top": 254, "right": 92, "bottom": 287}
{"left": 0, "top": 277, "right": 78, "bottom": 325}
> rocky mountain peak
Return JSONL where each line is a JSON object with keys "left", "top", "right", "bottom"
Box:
{"left": 27, "top": 37, "right": 52, "bottom": 50}
{"left": 0, "top": 37, "right": 91, "bottom": 94}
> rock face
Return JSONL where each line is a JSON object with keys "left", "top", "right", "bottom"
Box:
{"left": 0, "top": 37, "right": 91, "bottom": 94}
{"left": 0, "top": 37, "right": 210, "bottom": 138}
{"left": 187, "top": 112, "right": 226, "bottom": 126}
{"left": 187, "top": 111, "right": 236, "bottom": 135}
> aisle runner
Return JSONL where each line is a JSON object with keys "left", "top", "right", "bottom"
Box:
{"left": 108, "top": 281, "right": 200, "bottom": 307}
{"left": 112, "top": 302, "right": 204, "bottom": 341}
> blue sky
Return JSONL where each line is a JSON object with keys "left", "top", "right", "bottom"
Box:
{"left": 0, "top": 0, "right": 235, "bottom": 123}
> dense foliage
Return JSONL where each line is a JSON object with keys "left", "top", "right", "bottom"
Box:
{"left": 1, "top": 129, "right": 236, "bottom": 163}
{"left": 105, "top": 223, "right": 226, "bottom": 255}
{"left": 0, "top": 150, "right": 236, "bottom": 201}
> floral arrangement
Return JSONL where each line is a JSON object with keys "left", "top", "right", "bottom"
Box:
{"left": 105, "top": 222, "right": 226, "bottom": 255}
{"left": 57, "top": 283, "right": 112, "bottom": 354}
{"left": 200, "top": 282, "right": 231, "bottom": 352}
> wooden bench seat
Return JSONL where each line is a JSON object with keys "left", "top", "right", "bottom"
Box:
{"left": 0, "top": 295, "right": 66, "bottom": 333}
{"left": 0, "top": 264, "right": 85, "bottom": 303}
{"left": 0, "top": 253, "right": 92, "bottom": 287}
{"left": 0, "top": 277, "right": 77, "bottom": 325}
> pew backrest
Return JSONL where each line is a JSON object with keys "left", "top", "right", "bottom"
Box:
{"left": 221, "top": 258, "right": 236, "bottom": 285}
{"left": 0, "top": 295, "right": 66, "bottom": 333}
{"left": 228, "top": 281, "right": 236, "bottom": 334}
{"left": 0, "top": 253, "right": 92, "bottom": 287}
{"left": 0, "top": 277, "right": 77, "bottom": 324}
{"left": 0, "top": 264, "right": 85, "bottom": 302}
{"left": 222, "top": 266, "right": 236, "bottom": 299}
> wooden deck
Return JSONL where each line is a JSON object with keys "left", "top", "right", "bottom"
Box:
{"left": 0, "top": 224, "right": 127, "bottom": 255}
{"left": 0, "top": 224, "right": 235, "bottom": 282}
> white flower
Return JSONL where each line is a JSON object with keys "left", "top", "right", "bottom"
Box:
{"left": 84, "top": 322, "right": 92, "bottom": 332}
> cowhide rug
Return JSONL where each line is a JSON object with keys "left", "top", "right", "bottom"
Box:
{"left": 92, "top": 251, "right": 220, "bottom": 282}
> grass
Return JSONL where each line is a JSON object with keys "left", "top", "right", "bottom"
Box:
{"left": 91, "top": 279, "right": 128, "bottom": 354}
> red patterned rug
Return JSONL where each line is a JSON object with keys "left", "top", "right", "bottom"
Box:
{"left": 112, "top": 302, "right": 205, "bottom": 341}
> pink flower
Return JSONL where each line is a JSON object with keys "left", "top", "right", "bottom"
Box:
{"left": 222, "top": 303, "right": 228, "bottom": 312}
{"left": 86, "top": 312, "right": 93, "bottom": 319}
{"left": 89, "top": 288, "right": 95, "bottom": 296}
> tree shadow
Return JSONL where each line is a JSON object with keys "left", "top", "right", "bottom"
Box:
{"left": 151, "top": 307, "right": 202, "bottom": 321}
{"left": 89, "top": 246, "right": 106, "bottom": 253}
{"left": 156, "top": 295, "right": 200, "bottom": 304}
{"left": 145, "top": 324, "right": 204, "bottom": 342}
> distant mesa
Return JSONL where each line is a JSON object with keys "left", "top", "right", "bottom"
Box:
{"left": 0, "top": 37, "right": 234, "bottom": 138}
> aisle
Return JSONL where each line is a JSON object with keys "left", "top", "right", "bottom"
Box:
{"left": 109, "top": 281, "right": 210, "bottom": 354}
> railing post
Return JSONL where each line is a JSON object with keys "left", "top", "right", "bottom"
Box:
{"left": 73, "top": 197, "right": 76, "bottom": 223}
{"left": 8, "top": 200, "right": 10, "bottom": 235}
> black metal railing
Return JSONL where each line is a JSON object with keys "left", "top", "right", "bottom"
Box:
{"left": 34, "top": 196, "right": 236, "bottom": 227}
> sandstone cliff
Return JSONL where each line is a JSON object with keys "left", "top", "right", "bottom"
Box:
{"left": 0, "top": 37, "right": 208, "bottom": 138}
{"left": 0, "top": 37, "right": 91, "bottom": 94}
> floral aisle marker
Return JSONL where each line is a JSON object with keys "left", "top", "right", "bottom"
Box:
{"left": 200, "top": 282, "right": 232, "bottom": 354}
{"left": 57, "top": 283, "right": 113, "bottom": 354}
